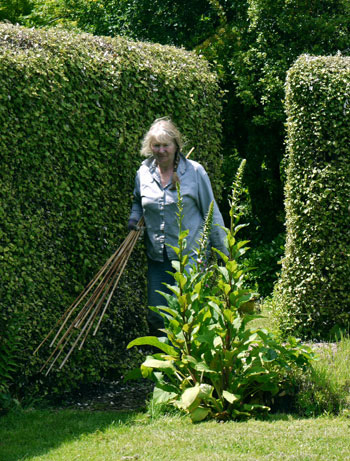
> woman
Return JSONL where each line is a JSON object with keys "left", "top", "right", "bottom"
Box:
{"left": 128, "top": 117, "right": 227, "bottom": 335}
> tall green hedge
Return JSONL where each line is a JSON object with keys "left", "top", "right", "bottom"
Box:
{"left": 0, "top": 23, "right": 223, "bottom": 398}
{"left": 278, "top": 55, "right": 350, "bottom": 339}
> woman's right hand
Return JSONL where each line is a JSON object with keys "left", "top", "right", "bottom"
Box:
{"left": 127, "top": 219, "right": 139, "bottom": 231}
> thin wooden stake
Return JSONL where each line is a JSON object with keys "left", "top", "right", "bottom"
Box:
{"left": 36, "top": 217, "right": 145, "bottom": 373}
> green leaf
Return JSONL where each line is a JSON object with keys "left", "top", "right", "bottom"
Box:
{"left": 153, "top": 386, "right": 178, "bottom": 404}
{"left": 171, "top": 260, "right": 181, "bottom": 272}
{"left": 179, "top": 229, "right": 189, "bottom": 239}
{"left": 213, "top": 248, "right": 229, "bottom": 263}
{"left": 223, "top": 309, "right": 234, "bottom": 323}
{"left": 149, "top": 304, "right": 181, "bottom": 322}
{"left": 179, "top": 385, "right": 201, "bottom": 410}
{"left": 222, "top": 390, "right": 241, "bottom": 404}
{"left": 194, "top": 362, "right": 216, "bottom": 374}
{"left": 143, "top": 358, "right": 175, "bottom": 370}
{"left": 140, "top": 364, "right": 153, "bottom": 379}
{"left": 198, "top": 383, "right": 214, "bottom": 398}
{"left": 127, "top": 336, "right": 178, "bottom": 356}
{"left": 124, "top": 368, "right": 142, "bottom": 381}
{"left": 190, "top": 406, "right": 210, "bottom": 422}
{"left": 261, "top": 348, "right": 278, "bottom": 362}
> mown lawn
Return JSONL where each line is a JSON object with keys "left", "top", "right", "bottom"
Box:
{"left": 1, "top": 409, "right": 350, "bottom": 461}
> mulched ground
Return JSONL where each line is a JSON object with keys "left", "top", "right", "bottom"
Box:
{"left": 56, "top": 379, "right": 154, "bottom": 412}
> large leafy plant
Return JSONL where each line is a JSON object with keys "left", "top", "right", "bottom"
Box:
{"left": 128, "top": 161, "right": 314, "bottom": 421}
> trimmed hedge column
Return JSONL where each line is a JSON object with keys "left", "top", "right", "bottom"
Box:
{"left": 278, "top": 54, "right": 350, "bottom": 339}
{"left": 0, "top": 24, "right": 223, "bottom": 397}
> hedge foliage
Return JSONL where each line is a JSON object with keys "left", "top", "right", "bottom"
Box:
{"left": 0, "top": 23, "right": 223, "bottom": 398}
{"left": 277, "top": 55, "right": 350, "bottom": 339}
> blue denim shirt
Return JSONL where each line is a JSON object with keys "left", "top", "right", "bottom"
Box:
{"left": 129, "top": 154, "right": 228, "bottom": 262}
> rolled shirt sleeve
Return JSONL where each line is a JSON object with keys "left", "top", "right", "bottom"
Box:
{"left": 129, "top": 173, "right": 143, "bottom": 223}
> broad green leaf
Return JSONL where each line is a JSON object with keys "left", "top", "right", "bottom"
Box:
{"left": 213, "top": 336, "right": 223, "bottom": 348}
{"left": 143, "top": 358, "right": 175, "bottom": 370}
{"left": 222, "top": 283, "right": 231, "bottom": 296}
{"left": 156, "top": 305, "right": 181, "bottom": 319}
{"left": 124, "top": 368, "right": 142, "bottom": 381}
{"left": 234, "top": 224, "right": 249, "bottom": 235}
{"left": 127, "top": 336, "right": 177, "bottom": 356}
{"left": 222, "top": 390, "right": 241, "bottom": 404}
{"left": 208, "top": 300, "right": 223, "bottom": 317}
{"left": 153, "top": 386, "right": 178, "bottom": 404}
{"left": 261, "top": 348, "right": 278, "bottom": 362}
{"left": 233, "top": 316, "right": 243, "bottom": 331}
{"left": 140, "top": 364, "right": 153, "bottom": 378}
{"left": 179, "top": 385, "right": 200, "bottom": 410}
{"left": 162, "top": 285, "right": 181, "bottom": 297}
{"left": 167, "top": 244, "right": 180, "bottom": 256}
{"left": 198, "top": 383, "right": 214, "bottom": 398}
{"left": 183, "top": 355, "right": 198, "bottom": 366}
{"left": 236, "top": 240, "right": 250, "bottom": 250}
{"left": 227, "top": 233, "right": 236, "bottom": 248}
{"left": 182, "top": 254, "right": 189, "bottom": 267}
{"left": 244, "top": 333, "right": 258, "bottom": 344}
{"left": 196, "top": 331, "right": 216, "bottom": 344}
{"left": 171, "top": 260, "right": 181, "bottom": 272}
{"left": 190, "top": 406, "right": 210, "bottom": 422}
{"left": 194, "top": 362, "right": 216, "bottom": 373}
{"left": 178, "top": 294, "right": 188, "bottom": 310}
{"left": 217, "top": 266, "right": 229, "bottom": 281}
{"left": 237, "top": 293, "right": 255, "bottom": 306}
{"left": 191, "top": 292, "right": 199, "bottom": 303}
{"left": 226, "top": 260, "right": 238, "bottom": 273}
{"left": 174, "top": 273, "right": 187, "bottom": 289}
{"left": 223, "top": 309, "right": 233, "bottom": 323}
{"left": 179, "top": 229, "right": 189, "bottom": 239}
{"left": 201, "top": 309, "right": 212, "bottom": 322}
{"left": 231, "top": 409, "right": 251, "bottom": 417}
{"left": 213, "top": 248, "right": 229, "bottom": 263}
{"left": 194, "top": 281, "right": 202, "bottom": 294}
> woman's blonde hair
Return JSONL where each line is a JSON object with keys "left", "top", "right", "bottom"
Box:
{"left": 140, "top": 117, "right": 183, "bottom": 157}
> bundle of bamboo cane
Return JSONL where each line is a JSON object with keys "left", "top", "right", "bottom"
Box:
{"left": 34, "top": 217, "right": 145, "bottom": 375}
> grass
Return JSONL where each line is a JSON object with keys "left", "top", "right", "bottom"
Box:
{"left": 1, "top": 409, "right": 350, "bottom": 461}
{"left": 295, "top": 336, "right": 350, "bottom": 416}
{"left": 252, "top": 304, "right": 350, "bottom": 417}
{"left": 2, "top": 312, "right": 350, "bottom": 461}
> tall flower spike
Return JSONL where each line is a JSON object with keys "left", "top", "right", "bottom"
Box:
{"left": 195, "top": 200, "right": 214, "bottom": 269}
{"left": 229, "top": 159, "right": 246, "bottom": 231}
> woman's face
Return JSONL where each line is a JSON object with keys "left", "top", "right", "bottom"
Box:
{"left": 151, "top": 137, "right": 177, "bottom": 169}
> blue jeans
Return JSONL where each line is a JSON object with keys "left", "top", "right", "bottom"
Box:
{"left": 147, "top": 248, "right": 175, "bottom": 335}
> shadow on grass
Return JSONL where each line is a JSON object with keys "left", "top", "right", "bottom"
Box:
{"left": 0, "top": 408, "right": 140, "bottom": 461}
